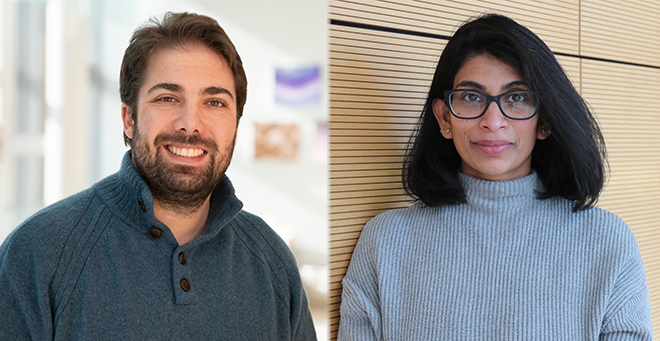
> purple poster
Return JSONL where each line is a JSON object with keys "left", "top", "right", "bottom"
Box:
{"left": 275, "top": 66, "right": 321, "bottom": 105}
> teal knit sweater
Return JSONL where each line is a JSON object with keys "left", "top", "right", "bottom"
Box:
{"left": 0, "top": 152, "right": 316, "bottom": 340}
{"left": 339, "top": 172, "right": 652, "bottom": 340}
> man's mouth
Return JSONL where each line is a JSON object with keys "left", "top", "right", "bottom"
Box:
{"left": 167, "top": 145, "right": 206, "bottom": 158}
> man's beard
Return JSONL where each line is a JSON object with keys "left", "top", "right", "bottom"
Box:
{"left": 131, "top": 126, "right": 235, "bottom": 215}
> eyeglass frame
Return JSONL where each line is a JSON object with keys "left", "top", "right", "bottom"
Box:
{"left": 443, "top": 89, "right": 540, "bottom": 120}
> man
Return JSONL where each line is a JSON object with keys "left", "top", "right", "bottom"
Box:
{"left": 0, "top": 12, "right": 316, "bottom": 340}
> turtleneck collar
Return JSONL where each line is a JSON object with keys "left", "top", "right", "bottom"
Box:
{"left": 91, "top": 151, "right": 243, "bottom": 243}
{"left": 451, "top": 171, "right": 545, "bottom": 222}
{"left": 459, "top": 170, "right": 542, "bottom": 203}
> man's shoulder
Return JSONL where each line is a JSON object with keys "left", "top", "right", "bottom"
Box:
{"left": 1, "top": 188, "right": 98, "bottom": 258}
{"left": 0, "top": 187, "right": 105, "bottom": 292}
{"left": 228, "top": 210, "right": 299, "bottom": 271}
{"left": 230, "top": 210, "right": 294, "bottom": 254}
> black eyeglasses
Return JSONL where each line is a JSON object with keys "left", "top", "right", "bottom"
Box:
{"left": 444, "top": 89, "right": 539, "bottom": 120}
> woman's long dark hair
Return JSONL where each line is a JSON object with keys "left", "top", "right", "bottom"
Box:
{"left": 403, "top": 14, "right": 606, "bottom": 211}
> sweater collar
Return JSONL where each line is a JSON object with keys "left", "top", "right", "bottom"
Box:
{"left": 93, "top": 151, "right": 243, "bottom": 241}
{"left": 459, "top": 171, "right": 542, "bottom": 202}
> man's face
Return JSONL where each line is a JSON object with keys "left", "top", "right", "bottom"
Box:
{"left": 121, "top": 44, "right": 238, "bottom": 212}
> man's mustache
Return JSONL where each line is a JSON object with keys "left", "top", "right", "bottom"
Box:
{"left": 154, "top": 132, "right": 218, "bottom": 153}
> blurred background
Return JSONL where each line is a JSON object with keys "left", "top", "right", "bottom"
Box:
{"left": 0, "top": 0, "right": 327, "bottom": 336}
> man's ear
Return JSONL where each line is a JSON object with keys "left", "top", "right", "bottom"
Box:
{"left": 432, "top": 98, "right": 453, "bottom": 139}
{"left": 121, "top": 103, "right": 135, "bottom": 140}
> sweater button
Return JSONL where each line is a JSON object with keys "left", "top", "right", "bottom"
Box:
{"left": 178, "top": 252, "right": 187, "bottom": 265}
{"left": 138, "top": 199, "right": 146, "bottom": 212}
{"left": 180, "top": 278, "right": 191, "bottom": 292}
{"left": 149, "top": 227, "right": 162, "bottom": 239}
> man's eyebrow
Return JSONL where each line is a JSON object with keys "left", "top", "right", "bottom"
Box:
{"left": 146, "top": 84, "right": 234, "bottom": 100}
{"left": 455, "top": 80, "right": 485, "bottom": 90}
{"left": 203, "top": 86, "right": 234, "bottom": 100}
{"left": 147, "top": 83, "right": 182, "bottom": 94}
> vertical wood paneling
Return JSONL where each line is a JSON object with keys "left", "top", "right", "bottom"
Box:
{"left": 328, "top": 0, "right": 660, "bottom": 339}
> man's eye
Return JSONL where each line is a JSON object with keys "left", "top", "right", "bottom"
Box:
{"left": 158, "top": 97, "right": 176, "bottom": 102}
{"left": 208, "top": 100, "right": 224, "bottom": 107}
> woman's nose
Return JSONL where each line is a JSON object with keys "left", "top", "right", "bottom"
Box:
{"left": 479, "top": 100, "right": 508, "bottom": 131}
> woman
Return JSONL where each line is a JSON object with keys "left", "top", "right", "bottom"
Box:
{"left": 338, "top": 14, "right": 652, "bottom": 340}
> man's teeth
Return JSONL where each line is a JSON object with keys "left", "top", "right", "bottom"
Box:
{"left": 167, "top": 146, "right": 205, "bottom": 157}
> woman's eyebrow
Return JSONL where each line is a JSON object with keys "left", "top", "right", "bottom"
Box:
{"left": 454, "top": 80, "right": 485, "bottom": 90}
{"left": 501, "top": 80, "right": 527, "bottom": 91}
{"left": 454, "top": 80, "right": 527, "bottom": 91}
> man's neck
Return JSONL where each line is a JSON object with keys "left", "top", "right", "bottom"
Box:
{"left": 152, "top": 197, "right": 211, "bottom": 245}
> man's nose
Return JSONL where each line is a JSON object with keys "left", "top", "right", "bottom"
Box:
{"left": 176, "top": 102, "right": 203, "bottom": 134}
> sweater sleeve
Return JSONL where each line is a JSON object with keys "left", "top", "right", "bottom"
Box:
{"left": 0, "top": 190, "right": 94, "bottom": 340}
{"left": 0, "top": 226, "right": 55, "bottom": 340}
{"left": 233, "top": 211, "right": 317, "bottom": 340}
{"left": 338, "top": 220, "right": 383, "bottom": 341}
{"left": 599, "top": 243, "right": 653, "bottom": 340}
{"left": 288, "top": 258, "right": 317, "bottom": 341}
{"left": 291, "top": 286, "right": 317, "bottom": 341}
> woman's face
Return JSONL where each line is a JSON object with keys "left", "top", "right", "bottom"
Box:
{"left": 433, "top": 54, "right": 548, "bottom": 181}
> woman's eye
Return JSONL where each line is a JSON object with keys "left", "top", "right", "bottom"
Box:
{"left": 462, "top": 92, "right": 482, "bottom": 102}
{"left": 506, "top": 93, "right": 526, "bottom": 103}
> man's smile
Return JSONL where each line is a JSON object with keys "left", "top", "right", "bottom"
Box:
{"left": 166, "top": 145, "right": 206, "bottom": 158}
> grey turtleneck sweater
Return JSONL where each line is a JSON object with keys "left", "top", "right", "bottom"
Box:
{"left": 339, "top": 172, "right": 652, "bottom": 340}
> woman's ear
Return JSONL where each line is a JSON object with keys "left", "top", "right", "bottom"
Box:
{"left": 432, "top": 98, "right": 453, "bottom": 139}
{"left": 537, "top": 123, "right": 551, "bottom": 140}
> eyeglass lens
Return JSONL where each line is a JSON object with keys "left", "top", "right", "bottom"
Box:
{"left": 449, "top": 90, "right": 537, "bottom": 119}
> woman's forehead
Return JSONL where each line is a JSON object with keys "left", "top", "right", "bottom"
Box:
{"left": 453, "top": 54, "right": 525, "bottom": 91}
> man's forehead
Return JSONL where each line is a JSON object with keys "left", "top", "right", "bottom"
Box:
{"left": 140, "top": 45, "right": 236, "bottom": 97}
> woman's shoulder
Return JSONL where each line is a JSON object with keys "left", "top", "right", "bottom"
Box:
{"left": 367, "top": 201, "right": 434, "bottom": 223}
{"left": 554, "top": 199, "right": 629, "bottom": 231}
{"left": 545, "top": 197, "right": 638, "bottom": 247}
{"left": 581, "top": 205, "right": 636, "bottom": 240}
{"left": 360, "top": 202, "right": 439, "bottom": 240}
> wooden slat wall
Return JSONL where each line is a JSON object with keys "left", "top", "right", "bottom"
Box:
{"left": 329, "top": 29, "right": 437, "bottom": 332}
{"left": 582, "top": 58, "right": 660, "bottom": 320}
{"left": 329, "top": 0, "right": 660, "bottom": 339}
{"left": 568, "top": 0, "right": 660, "bottom": 337}
{"left": 330, "top": 0, "right": 579, "bottom": 53}
{"left": 581, "top": 1, "right": 660, "bottom": 68}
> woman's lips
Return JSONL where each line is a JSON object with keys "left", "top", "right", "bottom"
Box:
{"left": 473, "top": 140, "right": 513, "bottom": 155}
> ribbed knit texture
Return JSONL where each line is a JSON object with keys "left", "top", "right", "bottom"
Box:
{"left": 338, "top": 172, "right": 652, "bottom": 340}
